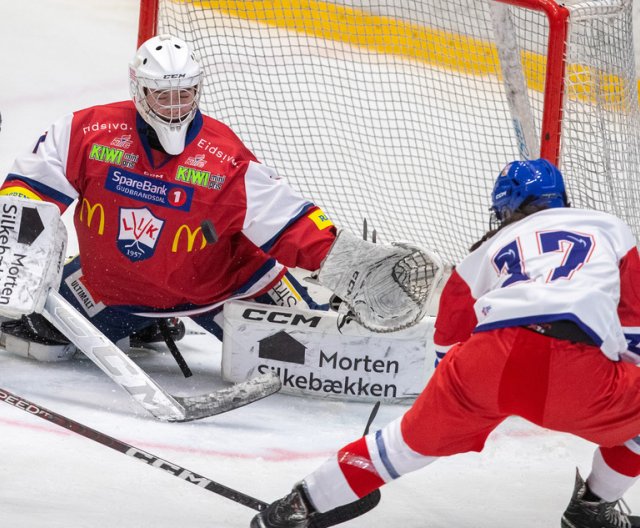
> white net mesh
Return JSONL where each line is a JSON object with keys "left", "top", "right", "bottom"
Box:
{"left": 152, "top": 0, "right": 640, "bottom": 266}
{"left": 561, "top": 1, "right": 640, "bottom": 224}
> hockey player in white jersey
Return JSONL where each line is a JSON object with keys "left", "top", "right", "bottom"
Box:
{"left": 251, "top": 159, "right": 640, "bottom": 528}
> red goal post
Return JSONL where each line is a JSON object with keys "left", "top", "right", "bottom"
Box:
{"left": 138, "top": 0, "right": 159, "bottom": 48}
{"left": 137, "top": 0, "right": 640, "bottom": 267}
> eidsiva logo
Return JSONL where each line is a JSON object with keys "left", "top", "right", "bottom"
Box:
{"left": 117, "top": 207, "right": 164, "bottom": 262}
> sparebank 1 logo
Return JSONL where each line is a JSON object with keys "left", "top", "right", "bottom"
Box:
{"left": 117, "top": 207, "right": 164, "bottom": 262}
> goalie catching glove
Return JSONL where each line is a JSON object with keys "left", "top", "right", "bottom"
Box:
{"left": 317, "top": 229, "right": 444, "bottom": 332}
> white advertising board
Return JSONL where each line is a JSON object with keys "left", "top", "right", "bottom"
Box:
{"left": 222, "top": 300, "right": 436, "bottom": 403}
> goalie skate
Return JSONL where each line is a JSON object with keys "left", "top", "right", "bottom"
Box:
{"left": 129, "top": 317, "right": 186, "bottom": 348}
{"left": 0, "top": 314, "right": 76, "bottom": 362}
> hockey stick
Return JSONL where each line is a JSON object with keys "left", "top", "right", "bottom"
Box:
{"left": 0, "top": 387, "right": 268, "bottom": 511}
{"left": 489, "top": 2, "right": 540, "bottom": 160}
{"left": 41, "top": 290, "right": 281, "bottom": 422}
{"left": 158, "top": 318, "right": 193, "bottom": 378}
{"left": 0, "top": 386, "right": 379, "bottom": 522}
{"left": 363, "top": 401, "right": 381, "bottom": 436}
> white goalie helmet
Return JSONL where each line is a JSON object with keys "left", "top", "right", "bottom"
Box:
{"left": 129, "top": 34, "right": 203, "bottom": 155}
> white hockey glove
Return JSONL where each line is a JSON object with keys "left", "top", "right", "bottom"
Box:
{"left": 0, "top": 195, "right": 67, "bottom": 318}
{"left": 317, "top": 229, "right": 444, "bottom": 332}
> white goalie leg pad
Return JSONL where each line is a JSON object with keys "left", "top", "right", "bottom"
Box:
{"left": 222, "top": 299, "right": 435, "bottom": 402}
{"left": 317, "top": 229, "right": 444, "bottom": 332}
{"left": 0, "top": 196, "right": 67, "bottom": 318}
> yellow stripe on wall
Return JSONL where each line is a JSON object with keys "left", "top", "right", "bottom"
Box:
{"left": 195, "top": 0, "right": 505, "bottom": 76}
{"left": 188, "top": 0, "right": 635, "bottom": 106}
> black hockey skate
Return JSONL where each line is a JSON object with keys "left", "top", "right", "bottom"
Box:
{"left": 561, "top": 469, "right": 640, "bottom": 528}
{"left": 1, "top": 313, "right": 70, "bottom": 345}
{"left": 251, "top": 485, "right": 380, "bottom": 528}
{"left": 0, "top": 313, "right": 76, "bottom": 362}
{"left": 251, "top": 484, "right": 316, "bottom": 528}
{"left": 129, "top": 317, "right": 186, "bottom": 348}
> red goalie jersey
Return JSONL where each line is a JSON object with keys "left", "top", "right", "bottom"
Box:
{"left": 1, "top": 101, "right": 336, "bottom": 312}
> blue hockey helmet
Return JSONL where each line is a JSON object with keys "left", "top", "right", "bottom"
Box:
{"left": 491, "top": 159, "right": 567, "bottom": 222}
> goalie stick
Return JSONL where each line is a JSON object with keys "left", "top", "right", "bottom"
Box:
{"left": 0, "top": 386, "right": 381, "bottom": 524}
{"left": 0, "top": 197, "right": 280, "bottom": 422}
{"left": 41, "top": 290, "right": 281, "bottom": 422}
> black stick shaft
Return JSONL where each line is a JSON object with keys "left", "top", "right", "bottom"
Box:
{"left": 0, "top": 387, "right": 267, "bottom": 511}
{"left": 158, "top": 319, "right": 193, "bottom": 378}
{"left": 363, "top": 401, "right": 380, "bottom": 436}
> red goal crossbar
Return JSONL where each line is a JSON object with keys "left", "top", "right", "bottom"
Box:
{"left": 136, "top": 0, "right": 569, "bottom": 165}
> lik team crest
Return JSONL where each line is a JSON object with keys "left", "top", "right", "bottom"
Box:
{"left": 117, "top": 207, "right": 164, "bottom": 262}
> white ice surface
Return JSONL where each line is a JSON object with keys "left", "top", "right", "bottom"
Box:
{"left": 1, "top": 1, "right": 639, "bottom": 527}
{"left": 0, "top": 325, "right": 608, "bottom": 528}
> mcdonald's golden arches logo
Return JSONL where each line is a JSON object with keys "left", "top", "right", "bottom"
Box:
{"left": 79, "top": 198, "right": 105, "bottom": 235}
{"left": 172, "top": 224, "right": 207, "bottom": 252}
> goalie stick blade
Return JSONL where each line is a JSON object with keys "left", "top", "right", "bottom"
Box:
{"left": 173, "top": 371, "right": 282, "bottom": 422}
{"left": 42, "top": 290, "right": 281, "bottom": 422}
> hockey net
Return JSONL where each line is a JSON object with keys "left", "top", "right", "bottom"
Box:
{"left": 138, "top": 0, "right": 640, "bottom": 267}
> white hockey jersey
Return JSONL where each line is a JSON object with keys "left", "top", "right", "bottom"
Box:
{"left": 434, "top": 208, "right": 640, "bottom": 362}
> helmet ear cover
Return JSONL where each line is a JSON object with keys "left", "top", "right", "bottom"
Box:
{"left": 129, "top": 34, "right": 203, "bottom": 155}
{"left": 491, "top": 159, "right": 568, "bottom": 222}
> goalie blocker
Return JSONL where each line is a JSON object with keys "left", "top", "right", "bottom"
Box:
{"left": 0, "top": 195, "right": 71, "bottom": 361}
{"left": 316, "top": 229, "right": 444, "bottom": 333}
{"left": 0, "top": 196, "right": 66, "bottom": 318}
